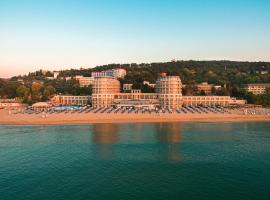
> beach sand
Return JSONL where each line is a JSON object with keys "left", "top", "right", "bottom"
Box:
{"left": 1, "top": 109, "right": 270, "bottom": 125}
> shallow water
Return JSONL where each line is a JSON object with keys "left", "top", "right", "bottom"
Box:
{"left": 0, "top": 122, "right": 270, "bottom": 200}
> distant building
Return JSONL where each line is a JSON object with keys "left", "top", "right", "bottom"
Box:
{"left": 91, "top": 71, "right": 108, "bottom": 78}
{"left": 242, "top": 84, "right": 270, "bottom": 95}
{"left": 91, "top": 68, "right": 127, "bottom": 79}
{"left": 17, "top": 79, "right": 24, "bottom": 84}
{"left": 111, "top": 68, "right": 127, "bottom": 79}
{"left": 46, "top": 71, "right": 60, "bottom": 80}
{"left": 196, "top": 82, "right": 222, "bottom": 94}
{"left": 41, "top": 70, "right": 49, "bottom": 75}
{"left": 196, "top": 82, "right": 214, "bottom": 94}
{"left": 123, "top": 84, "right": 133, "bottom": 91}
{"left": 256, "top": 70, "right": 268, "bottom": 75}
{"left": 75, "top": 76, "right": 95, "bottom": 87}
{"left": 143, "top": 81, "right": 156, "bottom": 88}
{"left": 53, "top": 71, "right": 60, "bottom": 79}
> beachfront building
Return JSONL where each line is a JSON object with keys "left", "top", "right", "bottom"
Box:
{"left": 51, "top": 95, "right": 91, "bottom": 105}
{"left": 242, "top": 83, "right": 270, "bottom": 95}
{"left": 0, "top": 102, "right": 25, "bottom": 109}
{"left": 31, "top": 102, "right": 52, "bottom": 111}
{"left": 182, "top": 96, "right": 246, "bottom": 106}
{"left": 155, "top": 73, "right": 183, "bottom": 110}
{"left": 0, "top": 98, "right": 25, "bottom": 109}
{"left": 92, "top": 77, "right": 121, "bottom": 108}
{"left": 92, "top": 73, "right": 183, "bottom": 110}
{"left": 114, "top": 90, "right": 159, "bottom": 109}
{"left": 92, "top": 68, "right": 127, "bottom": 79}
{"left": 49, "top": 73, "right": 246, "bottom": 109}
{"left": 91, "top": 73, "right": 246, "bottom": 110}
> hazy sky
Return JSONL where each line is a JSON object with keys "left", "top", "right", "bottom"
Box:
{"left": 0, "top": 0, "right": 270, "bottom": 78}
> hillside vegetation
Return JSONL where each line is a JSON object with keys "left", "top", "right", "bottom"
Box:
{"left": 1, "top": 60, "right": 270, "bottom": 106}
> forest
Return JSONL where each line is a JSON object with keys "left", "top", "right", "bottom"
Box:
{"left": 1, "top": 60, "right": 270, "bottom": 106}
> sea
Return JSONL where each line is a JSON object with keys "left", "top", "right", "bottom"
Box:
{"left": 0, "top": 122, "right": 270, "bottom": 200}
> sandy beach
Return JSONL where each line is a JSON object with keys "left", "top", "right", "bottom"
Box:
{"left": 1, "top": 109, "right": 270, "bottom": 125}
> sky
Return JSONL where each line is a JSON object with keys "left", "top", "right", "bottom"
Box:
{"left": 0, "top": 0, "right": 270, "bottom": 78}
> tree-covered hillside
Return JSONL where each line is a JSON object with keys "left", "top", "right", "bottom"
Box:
{"left": 1, "top": 60, "right": 270, "bottom": 106}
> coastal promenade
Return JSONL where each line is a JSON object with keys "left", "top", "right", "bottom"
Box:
{"left": 1, "top": 108, "right": 270, "bottom": 125}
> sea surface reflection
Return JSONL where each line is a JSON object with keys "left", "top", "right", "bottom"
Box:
{"left": 91, "top": 123, "right": 183, "bottom": 161}
{"left": 1, "top": 122, "right": 270, "bottom": 200}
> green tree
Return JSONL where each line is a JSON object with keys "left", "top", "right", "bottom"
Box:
{"left": 16, "top": 85, "right": 30, "bottom": 102}
{"left": 266, "top": 87, "right": 270, "bottom": 95}
{"left": 199, "top": 90, "right": 206, "bottom": 96}
{"left": 42, "top": 85, "right": 56, "bottom": 100}
{"left": 31, "top": 82, "right": 43, "bottom": 102}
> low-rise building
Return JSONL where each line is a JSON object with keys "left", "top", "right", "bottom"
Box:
{"left": 47, "top": 71, "right": 60, "bottom": 80}
{"left": 75, "top": 76, "right": 95, "bottom": 87}
{"left": 17, "top": 79, "right": 24, "bottom": 84}
{"left": 0, "top": 103, "right": 25, "bottom": 109}
{"left": 182, "top": 96, "right": 245, "bottom": 106}
{"left": 196, "top": 82, "right": 214, "bottom": 94}
{"left": 114, "top": 90, "right": 159, "bottom": 109}
{"left": 51, "top": 95, "right": 91, "bottom": 105}
{"left": 92, "top": 68, "right": 127, "bottom": 79}
{"left": 53, "top": 71, "right": 60, "bottom": 79}
{"left": 242, "top": 84, "right": 270, "bottom": 95}
{"left": 256, "top": 71, "right": 268, "bottom": 75}
{"left": 123, "top": 84, "right": 133, "bottom": 91}
{"left": 31, "top": 102, "right": 52, "bottom": 110}
{"left": 0, "top": 98, "right": 24, "bottom": 109}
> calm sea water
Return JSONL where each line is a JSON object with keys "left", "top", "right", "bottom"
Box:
{"left": 0, "top": 122, "right": 270, "bottom": 200}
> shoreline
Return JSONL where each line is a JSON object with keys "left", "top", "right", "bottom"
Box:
{"left": 1, "top": 110, "right": 270, "bottom": 125}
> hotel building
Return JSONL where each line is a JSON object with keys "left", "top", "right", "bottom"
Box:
{"left": 92, "top": 68, "right": 127, "bottom": 79}
{"left": 51, "top": 95, "right": 90, "bottom": 105}
{"left": 196, "top": 82, "right": 222, "bottom": 94}
{"left": 242, "top": 83, "right": 270, "bottom": 95}
{"left": 155, "top": 73, "right": 182, "bottom": 110}
{"left": 91, "top": 77, "right": 121, "bottom": 108}
{"left": 182, "top": 96, "right": 245, "bottom": 106}
{"left": 91, "top": 73, "right": 246, "bottom": 110}
{"left": 0, "top": 98, "right": 24, "bottom": 109}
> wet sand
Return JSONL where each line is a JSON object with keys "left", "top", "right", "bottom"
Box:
{"left": 1, "top": 110, "right": 270, "bottom": 125}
